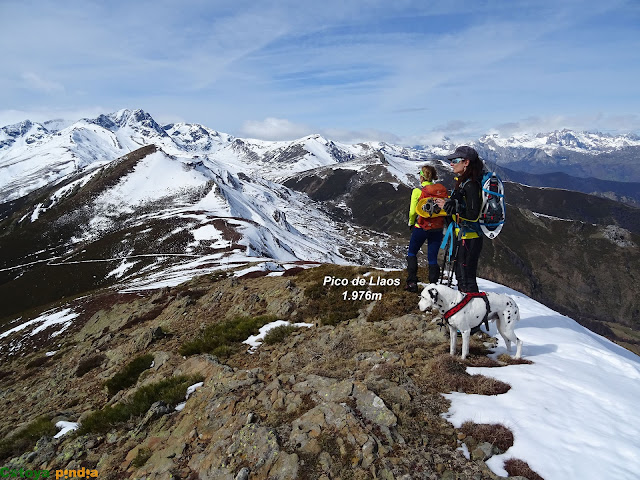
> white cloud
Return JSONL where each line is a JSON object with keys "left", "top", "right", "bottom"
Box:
{"left": 320, "top": 127, "right": 402, "bottom": 145}
{"left": 241, "top": 117, "right": 313, "bottom": 141}
{"left": 0, "top": 107, "right": 107, "bottom": 129}
{"left": 240, "top": 117, "right": 404, "bottom": 144}
{"left": 21, "top": 72, "right": 65, "bottom": 93}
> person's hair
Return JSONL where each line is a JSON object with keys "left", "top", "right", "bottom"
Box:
{"left": 420, "top": 165, "right": 438, "bottom": 182}
{"left": 454, "top": 156, "right": 484, "bottom": 188}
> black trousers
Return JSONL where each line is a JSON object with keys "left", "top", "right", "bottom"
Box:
{"left": 455, "top": 236, "right": 483, "bottom": 293}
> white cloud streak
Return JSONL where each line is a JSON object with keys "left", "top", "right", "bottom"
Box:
{"left": 21, "top": 73, "right": 65, "bottom": 93}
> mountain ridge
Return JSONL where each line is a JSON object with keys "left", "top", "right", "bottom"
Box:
{"left": 2, "top": 108, "right": 639, "bottom": 205}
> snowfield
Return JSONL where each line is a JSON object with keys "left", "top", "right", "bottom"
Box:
{"left": 444, "top": 278, "right": 640, "bottom": 480}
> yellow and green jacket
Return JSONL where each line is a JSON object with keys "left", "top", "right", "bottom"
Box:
{"left": 408, "top": 181, "right": 430, "bottom": 227}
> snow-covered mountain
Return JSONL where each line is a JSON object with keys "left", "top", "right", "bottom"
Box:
{"left": 1, "top": 143, "right": 402, "bottom": 310}
{"left": 2, "top": 109, "right": 640, "bottom": 332}
{"left": 473, "top": 130, "right": 640, "bottom": 182}
{"left": 1, "top": 109, "right": 393, "bottom": 204}
{"left": 479, "top": 129, "right": 640, "bottom": 155}
{"left": 2, "top": 109, "right": 639, "bottom": 208}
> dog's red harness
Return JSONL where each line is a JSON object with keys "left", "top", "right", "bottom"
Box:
{"left": 444, "top": 292, "right": 491, "bottom": 330}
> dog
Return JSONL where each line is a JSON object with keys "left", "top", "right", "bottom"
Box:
{"left": 418, "top": 283, "right": 523, "bottom": 360}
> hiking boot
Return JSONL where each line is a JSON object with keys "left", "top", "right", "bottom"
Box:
{"left": 404, "top": 282, "right": 419, "bottom": 293}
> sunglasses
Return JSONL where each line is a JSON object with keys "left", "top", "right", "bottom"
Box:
{"left": 450, "top": 158, "right": 465, "bottom": 164}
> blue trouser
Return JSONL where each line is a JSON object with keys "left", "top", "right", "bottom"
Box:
{"left": 407, "top": 227, "right": 444, "bottom": 284}
{"left": 408, "top": 227, "right": 443, "bottom": 264}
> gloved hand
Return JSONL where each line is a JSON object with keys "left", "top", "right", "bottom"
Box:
{"left": 408, "top": 224, "right": 414, "bottom": 232}
{"left": 443, "top": 199, "right": 458, "bottom": 215}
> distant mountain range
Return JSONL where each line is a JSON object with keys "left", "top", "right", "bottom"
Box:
{"left": 2, "top": 109, "right": 639, "bottom": 206}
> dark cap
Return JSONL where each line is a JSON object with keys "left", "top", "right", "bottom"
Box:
{"left": 446, "top": 146, "right": 479, "bottom": 162}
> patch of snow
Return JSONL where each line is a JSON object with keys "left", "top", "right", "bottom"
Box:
{"left": 54, "top": 421, "right": 79, "bottom": 438}
{"left": 175, "top": 381, "right": 204, "bottom": 412}
{"left": 243, "top": 320, "right": 314, "bottom": 353}
{"left": 531, "top": 212, "right": 572, "bottom": 221}
{"left": 0, "top": 307, "right": 78, "bottom": 340}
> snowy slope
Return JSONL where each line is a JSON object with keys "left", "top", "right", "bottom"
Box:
{"left": 0, "top": 111, "right": 372, "bottom": 203}
{"left": 5, "top": 145, "right": 390, "bottom": 298}
{"left": 445, "top": 278, "right": 640, "bottom": 480}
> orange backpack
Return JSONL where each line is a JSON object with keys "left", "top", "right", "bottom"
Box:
{"left": 416, "top": 183, "right": 448, "bottom": 230}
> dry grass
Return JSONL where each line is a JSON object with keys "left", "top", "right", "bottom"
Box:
{"left": 367, "top": 288, "right": 417, "bottom": 323}
{"left": 295, "top": 264, "right": 370, "bottom": 326}
{"left": 504, "top": 458, "right": 545, "bottom": 480}
{"left": 497, "top": 353, "right": 534, "bottom": 365}
{"left": 424, "top": 354, "right": 511, "bottom": 395}
{"left": 459, "top": 421, "right": 514, "bottom": 452}
{"left": 466, "top": 356, "right": 501, "bottom": 367}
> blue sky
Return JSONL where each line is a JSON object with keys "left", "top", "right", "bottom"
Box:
{"left": 1, "top": 0, "right": 639, "bottom": 144}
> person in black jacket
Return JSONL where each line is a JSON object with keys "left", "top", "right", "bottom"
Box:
{"left": 435, "top": 146, "right": 484, "bottom": 293}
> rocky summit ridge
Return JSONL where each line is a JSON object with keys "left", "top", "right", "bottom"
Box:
{"left": 0, "top": 265, "right": 541, "bottom": 480}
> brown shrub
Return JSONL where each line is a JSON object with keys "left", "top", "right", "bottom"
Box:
{"left": 122, "top": 304, "right": 166, "bottom": 330}
{"left": 26, "top": 356, "right": 50, "bottom": 369}
{"left": 497, "top": 353, "right": 534, "bottom": 365}
{"left": 425, "top": 354, "right": 511, "bottom": 395}
{"left": 504, "top": 458, "right": 545, "bottom": 480}
{"left": 238, "top": 270, "right": 270, "bottom": 279}
{"left": 282, "top": 267, "right": 305, "bottom": 276}
{"left": 76, "top": 354, "right": 106, "bottom": 377}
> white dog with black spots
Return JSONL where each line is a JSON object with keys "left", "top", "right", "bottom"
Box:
{"left": 418, "top": 283, "right": 523, "bottom": 360}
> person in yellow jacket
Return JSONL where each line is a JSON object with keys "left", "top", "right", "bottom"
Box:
{"left": 405, "top": 165, "right": 447, "bottom": 292}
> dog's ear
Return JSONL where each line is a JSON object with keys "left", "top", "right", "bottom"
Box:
{"left": 428, "top": 287, "right": 438, "bottom": 302}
